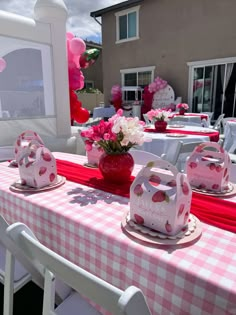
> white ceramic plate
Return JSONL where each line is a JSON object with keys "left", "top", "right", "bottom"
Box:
{"left": 166, "top": 133, "right": 188, "bottom": 138}
{"left": 192, "top": 182, "right": 236, "bottom": 197}
{"left": 121, "top": 211, "right": 202, "bottom": 246}
{"left": 10, "top": 175, "right": 66, "bottom": 193}
{"left": 169, "top": 125, "right": 185, "bottom": 128}
{"left": 83, "top": 163, "right": 98, "bottom": 169}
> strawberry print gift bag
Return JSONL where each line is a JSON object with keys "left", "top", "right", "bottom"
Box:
{"left": 130, "top": 159, "right": 192, "bottom": 236}
{"left": 186, "top": 142, "right": 230, "bottom": 192}
{"left": 18, "top": 143, "right": 57, "bottom": 189}
{"left": 14, "top": 130, "right": 44, "bottom": 164}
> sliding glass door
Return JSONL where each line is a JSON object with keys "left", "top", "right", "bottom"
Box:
{"left": 188, "top": 58, "right": 236, "bottom": 119}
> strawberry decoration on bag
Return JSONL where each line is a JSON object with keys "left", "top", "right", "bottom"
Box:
{"left": 18, "top": 143, "right": 57, "bottom": 189}
{"left": 14, "top": 130, "right": 44, "bottom": 164}
{"left": 130, "top": 159, "right": 192, "bottom": 236}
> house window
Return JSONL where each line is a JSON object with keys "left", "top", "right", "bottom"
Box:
{"left": 115, "top": 6, "right": 140, "bottom": 43}
{"left": 120, "top": 66, "right": 155, "bottom": 101}
{"left": 84, "top": 81, "right": 94, "bottom": 89}
{"left": 188, "top": 57, "right": 236, "bottom": 119}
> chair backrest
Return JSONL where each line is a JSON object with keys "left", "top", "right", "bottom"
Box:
{"left": 143, "top": 114, "right": 151, "bottom": 125}
{"left": 0, "top": 215, "right": 71, "bottom": 315}
{"left": 93, "top": 106, "right": 116, "bottom": 119}
{"left": 171, "top": 141, "right": 204, "bottom": 172}
{"left": 212, "top": 113, "right": 225, "bottom": 130}
{"left": 130, "top": 149, "right": 161, "bottom": 165}
{"left": 6, "top": 222, "right": 152, "bottom": 315}
{"left": 201, "top": 112, "right": 214, "bottom": 122}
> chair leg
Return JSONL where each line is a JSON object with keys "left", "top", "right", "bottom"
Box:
{"left": 4, "top": 250, "right": 15, "bottom": 315}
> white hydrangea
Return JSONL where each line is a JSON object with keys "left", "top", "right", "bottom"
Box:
{"left": 112, "top": 116, "right": 148, "bottom": 146}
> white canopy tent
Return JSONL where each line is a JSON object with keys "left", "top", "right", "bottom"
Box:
{"left": 0, "top": 0, "right": 84, "bottom": 154}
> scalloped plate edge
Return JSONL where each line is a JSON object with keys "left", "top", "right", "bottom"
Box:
{"left": 121, "top": 210, "right": 202, "bottom": 246}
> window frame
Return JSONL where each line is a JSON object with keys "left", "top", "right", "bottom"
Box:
{"left": 120, "top": 66, "right": 155, "bottom": 86}
{"left": 187, "top": 56, "right": 236, "bottom": 114}
{"left": 120, "top": 66, "right": 155, "bottom": 101}
{"left": 84, "top": 80, "right": 94, "bottom": 89}
{"left": 115, "top": 5, "right": 140, "bottom": 44}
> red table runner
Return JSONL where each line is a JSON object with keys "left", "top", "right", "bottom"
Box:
{"left": 56, "top": 159, "right": 236, "bottom": 233}
{"left": 144, "top": 128, "right": 219, "bottom": 142}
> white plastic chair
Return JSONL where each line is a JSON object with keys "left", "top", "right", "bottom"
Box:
{"left": 5, "top": 221, "right": 153, "bottom": 315}
{"left": 200, "top": 112, "right": 214, "bottom": 123}
{"left": 143, "top": 114, "right": 151, "bottom": 126}
{"left": 0, "top": 214, "right": 73, "bottom": 315}
{"left": 209, "top": 113, "right": 225, "bottom": 131}
{"left": 0, "top": 216, "right": 32, "bottom": 315}
{"left": 130, "top": 149, "right": 163, "bottom": 165}
{"left": 92, "top": 106, "right": 116, "bottom": 119}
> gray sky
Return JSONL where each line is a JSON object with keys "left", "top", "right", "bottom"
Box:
{"left": 0, "top": 0, "right": 124, "bottom": 43}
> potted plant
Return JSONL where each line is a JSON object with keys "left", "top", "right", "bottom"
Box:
{"left": 176, "top": 103, "right": 189, "bottom": 115}
{"left": 81, "top": 109, "right": 150, "bottom": 183}
{"left": 146, "top": 109, "right": 171, "bottom": 132}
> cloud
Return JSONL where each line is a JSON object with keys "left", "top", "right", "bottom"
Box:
{"left": 0, "top": 0, "right": 123, "bottom": 42}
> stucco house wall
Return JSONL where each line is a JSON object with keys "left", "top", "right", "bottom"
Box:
{"left": 93, "top": 0, "right": 236, "bottom": 105}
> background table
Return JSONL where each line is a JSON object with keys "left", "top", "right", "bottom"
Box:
{"left": 0, "top": 153, "right": 236, "bottom": 315}
{"left": 169, "top": 113, "right": 210, "bottom": 126}
{"left": 140, "top": 126, "right": 216, "bottom": 162}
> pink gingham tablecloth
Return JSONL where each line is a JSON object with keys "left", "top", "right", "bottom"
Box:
{"left": 0, "top": 152, "right": 236, "bottom": 315}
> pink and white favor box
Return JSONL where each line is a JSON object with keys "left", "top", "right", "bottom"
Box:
{"left": 14, "top": 130, "right": 44, "bottom": 163}
{"left": 86, "top": 145, "right": 104, "bottom": 166}
{"left": 18, "top": 144, "right": 57, "bottom": 189}
{"left": 130, "top": 159, "right": 192, "bottom": 236}
{"left": 186, "top": 142, "right": 231, "bottom": 192}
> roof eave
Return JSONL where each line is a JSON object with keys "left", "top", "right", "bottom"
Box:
{"left": 90, "top": 0, "right": 143, "bottom": 18}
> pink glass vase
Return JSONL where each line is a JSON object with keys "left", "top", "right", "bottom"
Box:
{"left": 99, "top": 152, "right": 134, "bottom": 184}
{"left": 154, "top": 120, "right": 167, "bottom": 132}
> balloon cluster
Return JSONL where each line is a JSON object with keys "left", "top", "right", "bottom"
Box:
{"left": 66, "top": 32, "right": 100, "bottom": 124}
{"left": 148, "top": 76, "right": 168, "bottom": 93}
{"left": 110, "top": 85, "right": 122, "bottom": 111}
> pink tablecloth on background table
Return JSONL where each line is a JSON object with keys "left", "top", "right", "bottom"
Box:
{"left": 0, "top": 152, "right": 236, "bottom": 315}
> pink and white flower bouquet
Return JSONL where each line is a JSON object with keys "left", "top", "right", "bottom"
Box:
{"left": 176, "top": 103, "right": 189, "bottom": 111}
{"left": 146, "top": 108, "right": 171, "bottom": 122}
{"left": 81, "top": 109, "right": 150, "bottom": 154}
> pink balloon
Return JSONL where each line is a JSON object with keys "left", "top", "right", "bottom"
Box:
{"left": 0, "top": 58, "right": 6, "bottom": 72}
{"left": 66, "top": 32, "right": 74, "bottom": 40}
{"left": 70, "top": 38, "right": 86, "bottom": 55}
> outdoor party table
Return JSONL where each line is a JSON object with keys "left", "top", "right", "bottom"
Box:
{"left": 140, "top": 126, "right": 219, "bottom": 162}
{"left": 170, "top": 113, "right": 209, "bottom": 121}
{"left": 0, "top": 152, "right": 235, "bottom": 315}
{"left": 168, "top": 113, "right": 210, "bottom": 127}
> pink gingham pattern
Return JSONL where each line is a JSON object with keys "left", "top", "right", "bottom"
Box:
{"left": 0, "top": 152, "right": 236, "bottom": 315}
